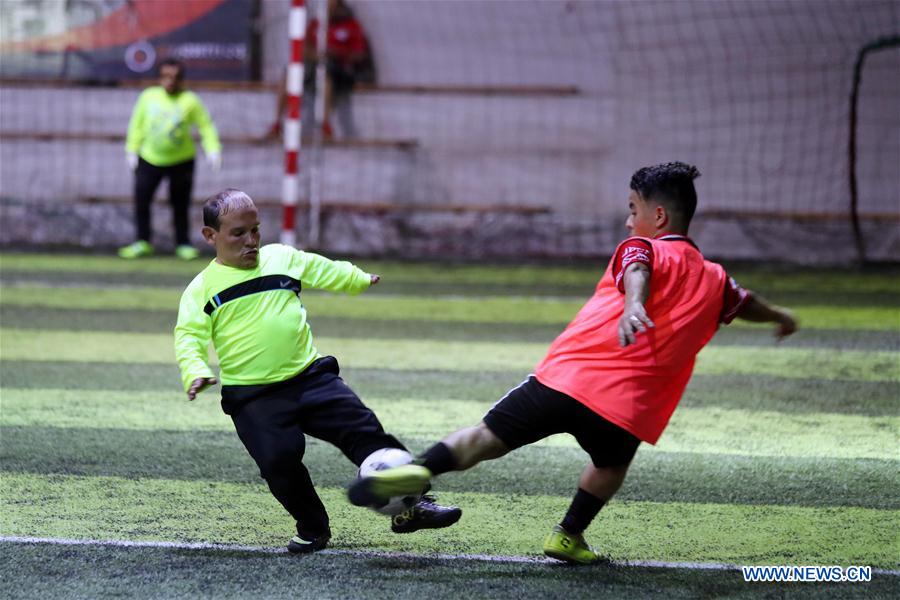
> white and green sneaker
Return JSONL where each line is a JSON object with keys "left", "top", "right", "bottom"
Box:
{"left": 175, "top": 245, "right": 199, "bottom": 260}
{"left": 542, "top": 525, "right": 601, "bottom": 565}
{"left": 118, "top": 240, "right": 153, "bottom": 259}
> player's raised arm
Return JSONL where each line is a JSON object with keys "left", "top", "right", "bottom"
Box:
{"left": 733, "top": 292, "right": 798, "bottom": 340}
{"left": 291, "top": 249, "right": 374, "bottom": 295}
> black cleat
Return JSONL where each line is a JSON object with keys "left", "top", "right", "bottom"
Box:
{"left": 390, "top": 495, "right": 462, "bottom": 534}
{"left": 287, "top": 529, "right": 331, "bottom": 554}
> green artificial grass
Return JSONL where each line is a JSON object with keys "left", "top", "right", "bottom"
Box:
{"left": 3, "top": 283, "right": 899, "bottom": 330}
{"left": 4, "top": 389, "right": 896, "bottom": 461}
{"left": 3, "top": 361, "right": 898, "bottom": 417}
{"left": 4, "top": 542, "right": 897, "bottom": 600}
{"left": 4, "top": 304, "right": 898, "bottom": 352}
{"left": 1, "top": 255, "right": 897, "bottom": 598}
{"left": 7, "top": 267, "right": 899, "bottom": 307}
{"left": 2, "top": 424, "right": 897, "bottom": 509}
{"left": 2, "top": 473, "right": 898, "bottom": 568}
{"left": 4, "top": 252, "right": 898, "bottom": 293}
{"left": 4, "top": 329, "right": 898, "bottom": 382}
{"left": 0, "top": 253, "right": 603, "bottom": 286}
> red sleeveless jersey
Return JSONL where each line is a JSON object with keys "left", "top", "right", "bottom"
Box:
{"left": 534, "top": 236, "right": 747, "bottom": 444}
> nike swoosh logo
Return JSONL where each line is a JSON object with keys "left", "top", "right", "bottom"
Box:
{"left": 279, "top": 280, "right": 291, "bottom": 288}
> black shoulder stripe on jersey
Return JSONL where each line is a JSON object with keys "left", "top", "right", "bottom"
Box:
{"left": 658, "top": 235, "right": 699, "bottom": 250}
{"left": 204, "top": 275, "right": 302, "bottom": 315}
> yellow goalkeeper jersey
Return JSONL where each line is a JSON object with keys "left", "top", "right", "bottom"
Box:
{"left": 125, "top": 86, "right": 221, "bottom": 167}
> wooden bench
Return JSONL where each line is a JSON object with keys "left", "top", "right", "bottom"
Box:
{"left": 0, "top": 78, "right": 579, "bottom": 97}
{"left": 73, "top": 194, "right": 550, "bottom": 217}
{"left": 0, "top": 130, "right": 418, "bottom": 150}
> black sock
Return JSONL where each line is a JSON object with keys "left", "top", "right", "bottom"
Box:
{"left": 559, "top": 488, "right": 606, "bottom": 535}
{"left": 415, "top": 442, "right": 456, "bottom": 476}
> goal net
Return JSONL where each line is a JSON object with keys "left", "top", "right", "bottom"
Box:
{"left": 1, "top": 0, "right": 897, "bottom": 262}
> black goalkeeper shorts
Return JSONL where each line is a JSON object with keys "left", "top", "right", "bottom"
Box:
{"left": 483, "top": 376, "right": 641, "bottom": 468}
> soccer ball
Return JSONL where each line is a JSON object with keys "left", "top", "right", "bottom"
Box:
{"left": 357, "top": 448, "right": 421, "bottom": 516}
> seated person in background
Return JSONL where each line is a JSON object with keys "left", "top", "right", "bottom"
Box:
{"left": 269, "top": 0, "right": 375, "bottom": 141}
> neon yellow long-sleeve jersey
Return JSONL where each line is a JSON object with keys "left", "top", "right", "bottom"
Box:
{"left": 174, "top": 244, "right": 372, "bottom": 392}
{"left": 125, "top": 86, "right": 221, "bottom": 167}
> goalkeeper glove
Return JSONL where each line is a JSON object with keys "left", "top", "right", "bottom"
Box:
{"left": 207, "top": 151, "right": 222, "bottom": 173}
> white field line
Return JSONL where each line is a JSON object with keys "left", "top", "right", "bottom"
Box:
{"left": 2, "top": 536, "right": 898, "bottom": 576}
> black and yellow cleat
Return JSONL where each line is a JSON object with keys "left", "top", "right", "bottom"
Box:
{"left": 542, "top": 525, "right": 601, "bottom": 565}
{"left": 390, "top": 495, "right": 462, "bottom": 534}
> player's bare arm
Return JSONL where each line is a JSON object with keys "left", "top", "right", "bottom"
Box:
{"left": 187, "top": 377, "right": 218, "bottom": 401}
{"left": 618, "top": 262, "right": 654, "bottom": 347}
{"left": 369, "top": 274, "right": 380, "bottom": 285}
{"left": 735, "top": 294, "right": 798, "bottom": 340}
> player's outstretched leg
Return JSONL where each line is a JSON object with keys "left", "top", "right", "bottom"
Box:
{"left": 347, "top": 464, "right": 432, "bottom": 508}
{"left": 390, "top": 494, "right": 462, "bottom": 533}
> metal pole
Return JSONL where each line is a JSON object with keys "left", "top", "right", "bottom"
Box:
{"left": 281, "top": 0, "right": 306, "bottom": 247}
{"left": 309, "top": 0, "right": 329, "bottom": 249}
{"left": 848, "top": 35, "right": 900, "bottom": 266}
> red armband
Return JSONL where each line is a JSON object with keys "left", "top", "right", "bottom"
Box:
{"left": 721, "top": 276, "right": 752, "bottom": 323}
{"left": 613, "top": 238, "right": 653, "bottom": 293}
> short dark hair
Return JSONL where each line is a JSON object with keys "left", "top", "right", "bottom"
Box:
{"left": 159, "top": 58, "right": 185, "bottom": 80}
{"left": 629, "top": 162, "right": 701, "bottom": 226}
{"left": 203, "top": 189, "right": 255, "bottom": 230}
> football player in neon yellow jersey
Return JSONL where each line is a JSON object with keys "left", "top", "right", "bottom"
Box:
{"left": 119, "top": 59, "right": 221, "bottom": 261}
{"left": 175, "top": 189, "right": 461, "bottom": 554}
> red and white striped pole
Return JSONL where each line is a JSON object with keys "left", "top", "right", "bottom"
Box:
{"left": 281, "top": 0, "right": 306, "bottom": 247}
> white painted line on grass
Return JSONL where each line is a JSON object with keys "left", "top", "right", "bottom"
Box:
{"left": 2, "top": 536, "right": 898, "bottom": 576}
{"left": 1, "top": 535, "right": 283, "bottom": 554}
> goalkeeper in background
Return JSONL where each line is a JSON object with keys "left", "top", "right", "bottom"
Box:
{"left": 349, "top": 162, "right": 798, "bottom": 564}
{"left": 119, "top": 58, "right": 221, "bottom": 261}
{"left": 175, "top": 189, "right": 460, "bottom": 554}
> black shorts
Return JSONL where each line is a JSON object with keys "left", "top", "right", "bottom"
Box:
{"left": 483, "top": 376, "right": 640, "bottom": 468}
{"left": 220, "top": 356, "right": 404, "bottom": 467}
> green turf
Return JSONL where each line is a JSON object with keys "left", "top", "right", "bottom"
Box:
{"left": 3, "top": 283, "right": 899, "bottom": 330}
{"left": 7, "top": 268, "right": 900, "bottom": 308}
{"left": 4, "top": 252, "right": 899, "bottom": 292}
{"left": 2, "top": 425, "right": 896, "bottom": 509}
{"left": 0, "top": 252, "right": 605, "bottom": 286}
{"left": 4, "top": 329, "right": 898, "bottom": 382}
{"left": 4, "top": 305, "right": 898, "bottom": 351}
{"left": 4, "top": 389, "right": 896, "bottom": 460}
{"left": 0, "top": 269, "right": 600, "bottom": 299}
{"left": 2, "top": 473, "right": 897, "bottom": 569}
{"left": 1, "top": 255, "right": 898, "bottom": 597}
{"left": 1, "top": 285, "right": 589, "bottom": 323}
{"left": 5, "top": 544, "right": 894, "bottom": 600}
{"left": 3, "top": 361, "right": 898, "bottom": 417}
